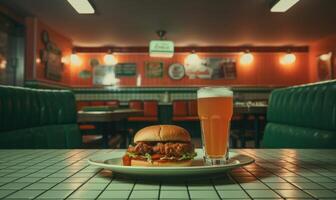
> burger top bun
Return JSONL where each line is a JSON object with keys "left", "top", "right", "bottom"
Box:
{"left": 134, "top": 125, "right": 191, "bottom": 143}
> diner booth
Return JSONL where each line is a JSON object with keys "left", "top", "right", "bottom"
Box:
{"left": 0, "top": 0, "right": 336, "bottom": 199}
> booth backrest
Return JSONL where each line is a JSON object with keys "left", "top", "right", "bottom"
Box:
{"left": 0, "top": 85, "right": 81, "bottom": 148}
{"left": 262, "top": 80, "right": 336, "bottom": 148}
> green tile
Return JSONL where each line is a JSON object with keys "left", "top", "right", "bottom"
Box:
{"left": 276, "top": 190, "right": 311, "bottom": 198}
{"left": 189, "top": 190, "right": 220, "bottom": 199}
{"left": 292, "top": 182, "right": 325, "bottom": 189}
{"left": 304, "top": 190, "right": 336, "bottom": 198}
{"left": 217, "top": 190, "right": 249, "bottom": 199}
{"left": 129, "top": 190, "right": 159, "bottom": 199}
{"left": 14, "top": 177, "right": 41, "bottom": 183}
{"left": 188, "top": 183, "right": 214, "bottom": 190}
{"left": 25, "top": 183, "right": 57, "bottom": 190}
{"left": 260, "top": 176, "right": 286, "bottom": 183}
{"left": 265, "top": 182, "right": 298, "bottom": 190}
{"left": 106, "top": 183, "right": 134, "bottom": 190}
{"left": 214, "top": 183, "right": 241, "bottom": 190}
{"left": 307, "top": 176, "right": 334, "bottom": 182}
{"left": 86, "top": 177, "right": 110, "bottom": 184}
{"left": 37, "top": 190, "right": 73, "bottom": 198}
{"left": 63, "top": 177, "right": 89, "bottom": 183}
{"left": 282, "top": 176, "right": 311, "bottom": 183}
{"left": 133, "top": 183, "right": 160, "bottom": 190}
{"left": 0, "top": 182, "right": 31, "bottom": 190}
{"left": 319, "top": 182, "right": 336, "bottom": 189}
{"left": 68, "top": 190, "right": 101, "bottom": 199}
{"left": 246, "top": 190, "right": 281, "bottom": 198}
{"left": 6, "top": 190, "right": 44, "bottom": 199}
{"left": 97, "top": 190, "right": 130, "bottom": 199}
{"left": 0, "top": 190, "right": 15, "bottom": 198}
{"left": 240, "top": 182, "right": 269, "bottom": 190}
{"left": 52, "top": 182, "right": 82, "bottom": 190}
{"left": 160, "top": 190, "right": 189, "bottom": 198}
{"left": 79, "top": 183, "right": 108, "bottom": 190}
{"left": 161, "top": 184, "right": 187, "bottom": 190}
{"left": 38, "top": 178, "right": 66, "bottom": 183}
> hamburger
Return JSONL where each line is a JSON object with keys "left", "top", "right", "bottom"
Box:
{"left": 122, "top": 125, "right": 197, "bottom": 167}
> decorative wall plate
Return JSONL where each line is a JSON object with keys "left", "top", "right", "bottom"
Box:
{"left": 168, "top": 63, "right": 185, "bottom": 80}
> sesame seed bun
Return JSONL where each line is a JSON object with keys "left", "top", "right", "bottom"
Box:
{"left": 133, "top": 125, "right": 191, "bottom": 143}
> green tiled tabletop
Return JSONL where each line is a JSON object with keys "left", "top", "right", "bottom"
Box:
{"left": 0, "top": 149, "right": 335, "bottom": 200}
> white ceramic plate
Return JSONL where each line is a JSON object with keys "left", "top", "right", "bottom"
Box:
{"left": 88, "top": 149, "right": 254, "bottom": 177}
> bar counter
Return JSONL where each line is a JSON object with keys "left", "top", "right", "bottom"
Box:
{"left": 0, "top": 149, "right": 335, "bottom": 199}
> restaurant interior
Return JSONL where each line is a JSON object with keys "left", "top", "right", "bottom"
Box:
{"left": 0, "top": 0, "right": 335, "bottom": 199}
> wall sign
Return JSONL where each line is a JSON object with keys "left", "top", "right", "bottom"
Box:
{"left": 168, "top": 63, "right": 185, "bottom": 80}
{"left": 40, "top": 31, "right": 63, "bottom": 81}
{"left": 149, "top": 40, "right": 174, "bottom": 58}
{"left": 185, "top": 58, "right": 236, "bottom": 80}
{"left": 115, "top": 63, "right": 137, "bottom": 77}
{"left": 145, "top": 62, "right": 164, "bottom": 78}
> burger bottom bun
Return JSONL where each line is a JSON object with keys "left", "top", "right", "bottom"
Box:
{"left": 131, "top": 159, "right": 192, "bottom": 167}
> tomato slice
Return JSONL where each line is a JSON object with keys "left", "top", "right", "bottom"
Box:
{"left": 122, "top": 155, "right": 131, "bottom": 166}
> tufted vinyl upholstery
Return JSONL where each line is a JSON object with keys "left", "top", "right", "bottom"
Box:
{"left": 262, "top": 80, "right": 336, "bottom": 148}
{"left": 0, "top": 85, "right": 81, "bottom": 148}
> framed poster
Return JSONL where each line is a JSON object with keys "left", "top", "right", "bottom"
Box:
{"left": 40, "top": 31, "right": 63, "bottom": 81}
{"left": 145, "top": 62, "right": 163, "bottom": 78}
{"left": 168, "top": 63, "right": 185, "bottom": 80}
{"left": 222, "top": 59, "right": 237, "bottom": 80}
{"left": 317, "top": 52, "right": 332, "bottom": 81}
{"left": 115, "top": 63, "right": 137, "bottom": 77}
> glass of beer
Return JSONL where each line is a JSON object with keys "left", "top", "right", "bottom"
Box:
{"left": 197, "top": 87, "right": 233, "bottom": 165}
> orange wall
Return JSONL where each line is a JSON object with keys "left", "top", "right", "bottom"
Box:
{"left": 25, "top": 17, "right": 72, "bottom": 86}
{"left": 309, "top": 34, "right": 336, "bottom": 82}
{"left": 71, "top": 52, "right": 309, "bottom": 87}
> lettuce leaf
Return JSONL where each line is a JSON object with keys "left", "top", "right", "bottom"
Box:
{"left": 126, "top": 152, "right": 137, "bottom": 158}
{"left": 178, "top": 152, "right": 197, "bottom": 160}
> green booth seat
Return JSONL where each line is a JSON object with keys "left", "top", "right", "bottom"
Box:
{"left": 0, "top": 85, "right": 82, "bottom": 148}
{"left": 262, "top": 80, "right": 336, "bottom": 148}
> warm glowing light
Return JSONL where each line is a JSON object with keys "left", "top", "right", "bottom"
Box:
{"left": 0, "top": 59, "right": 6, "bottom": 69}
{"left": 240, "top": 52, "right": 254, "bottom": 65}
{"left": 61, "top": 56, "right": 69, "bottom": 64}
{"left": 319, "top": 52, "right": 332, "bottom": 61}
{"left": 185, "top": 53, "right": 201, "bottom": 66}
{"left": 70, "top": 53, "right": 81, "bottom": 66}
{"left": 103, "top": 73, "right": 120, "bottom": 85}
{"left": 36, "top": 58, "right": 41, "bottom": 64}
{"left": 280, "top": 53, "right": 296, "bottom": 65}
{"left": 271, "top": 0, "right": 300, "bottom": 12}
{"left": 67, "top": 0, "right": 95, "bottom": 14}
{"left": 104, "top": 54, "right": 118, "bottom": 65}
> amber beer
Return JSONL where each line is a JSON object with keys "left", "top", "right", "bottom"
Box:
{"left": 197, "top": 87, "right": 233, "bottom": 165}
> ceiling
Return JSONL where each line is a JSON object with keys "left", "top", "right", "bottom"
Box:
{"left": 2, "top": 0, "right": 336, "bottom": 47}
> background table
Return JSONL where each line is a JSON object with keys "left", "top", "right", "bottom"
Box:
{"left": 78, "top": 109, "right": 143, "bottom": 148}
{"left": 0, "top": 149, "right": 335, "bottom": 199}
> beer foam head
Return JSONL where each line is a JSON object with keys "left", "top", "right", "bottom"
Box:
{"left": 197, "top": 87, "right": 233, "bottom": 98}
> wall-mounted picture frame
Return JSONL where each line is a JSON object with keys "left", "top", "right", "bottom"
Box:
{"left": 145, "top": 62, "right": 164, "bottom": 78}
{"left": 115, "top": 63, "right": 137, "bottom": 77}
{"left": 168, "top": 63, "right": 185, "bottom": 80}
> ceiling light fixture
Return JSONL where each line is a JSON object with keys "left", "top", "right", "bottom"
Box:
{"left": 270, "top": 0, "right": 300, "bottom": 12}
{"left": 67, "top": 0, "right": 95, "bottom": 14}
